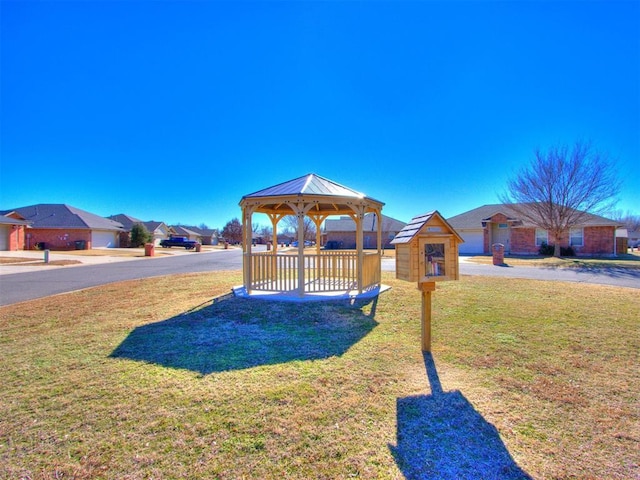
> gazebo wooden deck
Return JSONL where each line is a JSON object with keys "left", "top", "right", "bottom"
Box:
{"left": 239, "top": 174, "right": 385, "bottom": 298}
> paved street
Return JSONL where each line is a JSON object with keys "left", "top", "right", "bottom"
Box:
{"left": 1, "top": 249, "right": 638, "bottom": 306}
{"left": 0, "top": 248, "right": 244, "bottom": 306}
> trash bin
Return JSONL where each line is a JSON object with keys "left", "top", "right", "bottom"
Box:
{"left": 195, "top": 243, "right": 201, "bottom": 252}
{"left": 75, "top": 240, "right": 86, "bottom": 250}
{"left": 492, "top": 243, "right": 505, "bottom": 265}
{"left": 145, "top": 243, "right": 155, "bottom": 257}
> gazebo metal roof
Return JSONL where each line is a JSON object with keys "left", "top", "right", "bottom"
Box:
{"left": 240, "top": 173, "right": 384, "bottom": 216}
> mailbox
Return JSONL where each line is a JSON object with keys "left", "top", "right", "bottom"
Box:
{"left": 391, "top": 210, "right": 463, "bottom": 282}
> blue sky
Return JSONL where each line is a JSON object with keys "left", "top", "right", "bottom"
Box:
{"left": 1, "top": 0, "right": 638, "bottom": 230}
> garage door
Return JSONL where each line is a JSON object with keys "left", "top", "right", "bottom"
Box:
{"left": 0, "top": 226, "right": 8, "bottom": 250}
{"left": 91, "top": 230, "right": 117, "bottom": 248}
{"left": 458, "top": 230, "right": 484, "bottom": 254}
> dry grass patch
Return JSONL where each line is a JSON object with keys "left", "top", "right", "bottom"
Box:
{"left": 0, "top": 257, "right": 82, "bottom": 266}
{"left": 0, "top": 257, "right": 38, "bottom": 265}
{"left": 0, "top": 272, "right": 637, "bottom": 479}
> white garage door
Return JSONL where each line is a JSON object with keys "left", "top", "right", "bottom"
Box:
{"left": 92, "top": 230, "right": 117, "bottom": 248}
{"left": 458, "top": 230, "right": 484, "bottom": 254}
{"left": 0, "top": 226, "right": 8, "bottom": 250}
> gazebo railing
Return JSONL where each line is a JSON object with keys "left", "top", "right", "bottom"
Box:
{"left": 248, "top": 251, "right": 381, "bottom": 293}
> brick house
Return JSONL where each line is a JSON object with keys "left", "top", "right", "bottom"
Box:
{"left": 0, "top": 214, "right": 31, "bottom": 251}
{"left": 447, "top": 204, "right": 621, "bottom": 256}
{"left": 0, "top": 204, "right": 125, "bottom": 250}
{"left": 172, "top": 226, "right": 219, "bottom": 245}
{"left": 108, "top": 214, "right": 173, "bottom": 246}
{"left": 323, "top": 213, "right": 406, "bottom": 249}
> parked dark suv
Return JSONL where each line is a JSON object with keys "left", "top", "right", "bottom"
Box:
{"left": 323, "top": 240, "right": 342, "bottom": 250}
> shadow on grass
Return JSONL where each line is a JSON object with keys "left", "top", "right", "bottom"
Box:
{"left": 541, "top": 262, "right": 640, "bottom": 280}
{"left": 389, "top": 353, "right": 532, "bottom": 480}
{"left": 110, "top": 295, "right": 378, "bottom": 375}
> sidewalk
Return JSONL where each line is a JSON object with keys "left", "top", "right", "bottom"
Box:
{"left": 0, "top": 248, "right": 194, "bottom": 275}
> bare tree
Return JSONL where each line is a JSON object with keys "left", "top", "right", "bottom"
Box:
{"left": 221, "top": 218, "right": 243, "bottom": 245}
{"left": 499, "top": 141, "right": 621, "bottom": 257}
{"left": 259, "top": 225, "right": 272, "bottom": 243}
{"left": 612, "top": 211, "right": 640, "bottom": 232}
{"left": 281, "top": 215, "right": 316, "bottom": 241}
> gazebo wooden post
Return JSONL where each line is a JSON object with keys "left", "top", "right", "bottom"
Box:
{"left": 315, "top": 227, "right": 322, "bottom": 253}
{"left": 308, "top": 212, "right": 325, "bottom": 254}
{"left": 268, "top": 213, "right": 282, "bottom": 286}
{"left": 353, "top": 205, "right": 365, "bottom": 294}
{"left": 242, "top": 205, "right": 253, "bottom": 293}
{"left": 376, "top": 208, "right": 382, "bottom": 255}
{"left": 296, "top": 206, "right": 305, "bottom": 296}
{"left": 269, "top": 215, "right": 279, "bottom": 255}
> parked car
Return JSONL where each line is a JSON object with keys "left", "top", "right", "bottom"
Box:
{"left": 322, "top": 240, "right": 342, "bottom": 249}
{"left": 159, "top": 236, "right": 198, "bottom": 250}
{"left": 291, "top": 240, "right": 313, "bottom": 247}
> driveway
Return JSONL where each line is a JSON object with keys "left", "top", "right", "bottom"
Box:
{"left": 1, "top": 249, "right": 638, "bottom": 306}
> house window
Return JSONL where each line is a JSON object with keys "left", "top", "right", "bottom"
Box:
{"left": 570, "top": 228, "right": 584, "bottom": 246}
{"left": 535, "top": 228, "right": 548, "bottom": 246}
{"left": 498, "top": 223, "right": 508, "bottom": 229}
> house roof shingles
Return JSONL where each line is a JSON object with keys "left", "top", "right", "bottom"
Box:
{"left": 108, "top": 214, "right": 170, "bottom": 234}
{"left": 107, "top": 214, "right": 144, "bottom": 230}
{"left": 1, "top": 204, "right": 124, "bottom": 231}
{"left": 447, "top": 204, "right": 621, "bottom": 230}
{"left": 0, "top": 214, "right": 31, "bottom": 226}
{"left": 325, "top": 213, "right": 406, "bottom": 233}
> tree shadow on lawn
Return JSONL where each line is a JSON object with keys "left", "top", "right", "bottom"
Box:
{"left": 542, "top": 262, "right": 640, "bottom": 280}
{"left": 110, "top": 295, "right": 378, "bottom": 375}
{"left": 390, "top": 353, "right": 532, "bottom": 480}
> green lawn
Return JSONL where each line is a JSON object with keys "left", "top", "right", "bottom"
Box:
{"left": 1, "top": 272, "right": 638, "bottom": 479}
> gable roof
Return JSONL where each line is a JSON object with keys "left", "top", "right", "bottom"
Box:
{"left": 143, "top": 221, "right": 167, "bottom": 233}
{"left": 447, "top": 204, "right": 621, "bottom": 229}
{"left": 324, "top": 213, "right": 406, "bottom": 233}
{"left": 0, "top": 214, "right": 31, "bottom": 226}
{"left": 0, "top": 204, "right": 124, "bottom": 231}
{"left": 391, "top": 210, "right": 463, "bottom": 245}
{"left": 178, "top": 225, "right": 218, "bottom": 237}
{"left": 447, "top": 204, "right": 519, "bottom": 230}
{"left": 107, "top": 213, "right": 144, "bottom": 230}
{"left": 171, "top": 226, "right": 202, "bottom": 237}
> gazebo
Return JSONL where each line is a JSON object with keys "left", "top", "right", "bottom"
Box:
{"left": 239, "top": 173, "right": 385, "bottom": 298}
